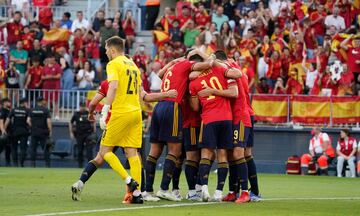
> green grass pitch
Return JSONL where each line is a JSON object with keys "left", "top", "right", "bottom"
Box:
{"left": 0, "top": 167, "right": 359, "bottom": 216}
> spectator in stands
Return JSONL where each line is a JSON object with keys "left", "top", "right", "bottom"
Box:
{"left": 2, "top": 11, "right": 23, "bottom": 48}
{"left": 159, "top": 7, "right": 175, "bottom": 32}
{"left": 10, "top": 41, "right": 27, "bottom": 89}
{"left": 181, "top": 19, "right": 201, "bottom": 48}
{"left": 302, "top": 52, "right": 318, "bottom": 94}
{"left": 325, "top": 7, "right": 345, "bottom": 34}
{"left": 256, "top": 77, "right": 272, "bottom": 94}
{"left": 204, "top": 22, "right": 218, "bottom": 45}
{"left": 25, "top": 56, "right": 43, "bottom": 98}
{"left": 71, "top": 11, "right": 89, "bottom": 33}
{"left": 237, "top": 0, "right": 256, "bottom": 16}
{"left": 223, "top": 0, "right": 238, "bottom": 20}
{"left": 60, "top": 12, "right": 72, "bottom": 30}
{"left": 92, "top": 10, "right": 105, "bottom": 32}
{"left": 76, "top": 61, "right": 94, "bottom": 90}
{"left": 37, "top": 1, "right": 53, "bottom": 30}
{"left": 72, "top": 28, "right": 84, "bottom": 58}
{"left": 310, "top": 4, "right": 326, "bottom": 45}
{"left": 176, "top": 0, "right": 191, "bottom": 17}
{"left": 99, "top": 18, "right": 118, "bottom": 63}
{"left": 21, "top": 26, "right": 34, "bottom": 52}
{"left": 337, "top": 64, "right": 354, "bottom": 96}
{"left": 212, "top": 6, "right": 229, "bottom": 31}
{"left": 84, "top": 31, "right": 100, "bottom": 70}
{"left": 340, "top": 35, "right": 360, "bottom": 92}
{"left": 42, "top": 54, "right": 61, "bottom": 120}
{"left": 123, "top": 10, "right": 136, "bottom": 49}
{"left": 301, "top": 127, "right": 335, "bottom": 175}
{"left": 194, "top": 3, "right": 210, "bottom": 27}
{"left": 148, "top": 62, "right": 162, "bottom": 93}
{"left": 169, "top": 19, "right": 182, "bottom": 44}
{"left": 336, "top": 129, "right": 357, "bottom": 178}
{"left": 286, "top": 68, "right": 304, "bottom": 95}
{"left": 145, "top": 0, "right": 160, "bottom": 30}
{"left": 272, "top": 77, "right": 286, "bottom": 94}
{"left": 5, "top": 61, "right": 20, "bottom": 100}
{"left": 265, "top": 50, "right": 282, "bottom": 88}
{"left": 177, "top": 5, "right": 192, "bottom": 28}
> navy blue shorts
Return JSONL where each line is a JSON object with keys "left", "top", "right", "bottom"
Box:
{"left": 95, "top": 132, "right": 119, "bottom": 152}
{"left": 199, "top": 121, "right": 233, "bottom": 150}
{"left": 183, "top": 126, "right": 200, "bottom": 152}
{"left": 150, "top": 101, "right": 183, "bottom": 144}
{"left": 233, "top": 121, "right": 251, "bottom": 148}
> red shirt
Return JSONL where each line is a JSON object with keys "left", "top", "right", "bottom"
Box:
{"left": 347, "top": 47, "right": 360, "bottom": 73}
{"left": 123, "top": 19, "right": 136, "bottom": 36}
{"left": 33, "top": 0, "right": 52, "bottom": 6}
{"left": 240, "top": 73, "right": 255, "bottom": 116}
{"left": 73, "top": 36, "right": 84, "bottom": 57}
{"left": 42, "top": 64, "right": 62, "bottom": 90}
{"left": 160, "top": 59, "right": 195, "bottom": 104}
{"left": 195, "top": 12, "right": 210, "bottom": 26}
{"left": 226, "top": 60, "right": 251, "bottom": 126}
{"left": 176, "top": 1, "right": 191, "bottom": 16}
{"left": 189, "top": 66, "right": 233, "bottom": 124}
{"left": 133, "top": 54, "right": 148, "bottom": 67}
{"left": 182, "top": 97, "right": 201, "bottom": 128}
{"left": 28, "top": 66, "right": 43, "bottom": 89}
{"left": 85, "top": 39, "right": 100, "bottom": 59}
{"left": 339, "top": 72, "right": 354, "bottom": 86}
{"left": 337, "top": 137, "right": 357, "bottom": 156}
{"left": 177, "top": 15, "right": 192, "bottom": 27}
{"left": 73, "top": 57, "right": 86, "bottom": 67}
{"left": 97, "top": 80, "right": 111, "bottom": 123}
{"left": 39, "top": 7, "right": 53, "bottom": 28}
{"left": 303, "top": 27, "right": 317, "bottom": 49}
{"left": 22, "top": 33, "right": 34, "bottom": 51}
{"left": 160, "top": 15, "right": 175, "bottom": 30}
{"left": 286, "top": 78, "right": 303, "bottom": 94}
{"left": 266, "top": 58, "right": 282, "bottom": 80}
{"left": 6, "top": 22, "right": 23, "bottom": 45}
{"left": 310, "top": 11, "right": 326, "bottom": 36}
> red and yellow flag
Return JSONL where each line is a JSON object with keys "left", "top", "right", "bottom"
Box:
{"left": 332, "top": 96, "right": 360, "bottom": 124}
{"left": 153, "top": 30, "right": 170, "bottom": 46}
{"left": 252, "top": 95, "right": 288, "bottom": 123}
{"left": 331, "top": 33, "right": 351, "bottom": 62}
{"left": 41, "top": 28, "right": 71, "bottom": 45}
{"left": 291, "top": 96, "right": 330, "bottom": 124}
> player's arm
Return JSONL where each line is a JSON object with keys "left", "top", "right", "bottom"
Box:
{"left": 198, "top": 84, "right": 238, "bottom": 98}
{"left": 158, "top": 57, "right": 184, "bottom": 79}
{"left": 190, "top": 96, "right": 201, "bottom": 112}
{"left": 88, "top": 93, "right": 105, "bottom": 121}
{"left": 189, "top": 71, "right": 202, "bottom": 81}
{"left": 141, "top": 89, "right": 178, "bottom": 102}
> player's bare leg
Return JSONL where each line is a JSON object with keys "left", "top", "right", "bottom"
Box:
{"left": 185, "top": 150, "right": 201, "bottom": 201}
{"left": 213, "top": 149, "right": 228, "bottom": 202}
{"left": 199, "top": 148, "right": 214, "bottom": 202}
{"left": 143, "top": 143, "right": 163, "bottom": 201}
{"left": 156, "top": 142, "right": 182, "bottom": 201}
{"left": 245, "top": 147, "right": 261, "bottom": 202}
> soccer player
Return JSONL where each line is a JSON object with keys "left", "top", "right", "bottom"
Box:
{"left": 71, "top": 80, "right": 177, "bottom": 201}
{"left": 143, "top": 51, "right": 214, "bottom": 202}
{"left": 182, "top": 95, "right": 202, "bottom": 201}
{"left": 189, "top": 53, "right": 241, "bottom": 202}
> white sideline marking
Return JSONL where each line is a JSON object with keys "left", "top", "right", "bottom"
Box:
{"left": 25, "top": 197, "right": 360, "bottom": 216}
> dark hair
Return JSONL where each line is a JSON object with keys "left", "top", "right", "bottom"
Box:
{"left": 64, "top": 12, "right": 71, "bottom": 19}
{"left": 214, "top": 50, "right": 228, "bottom": 60}
{"left": 220, "top": 21, "right": 231, "bottom": 36}
{"left": 31, "top": 55, "right": 40, "bottom": 63}
{"left": 105, "top": 36, "right": 125, "bottom": 52}
{"left": 14, "top": 11, "right": 22, "bottom": 16}
{"left": 189, "top": 54, "right": 203, "bottom": 62}
{"left": 341, "top": 129, "right": 350, "bottom": 137}
{"left": 77, "top": 11, "right": 83, "bottom": 15}
{"left": 1, "top": 98, "right": 10, "bottom": 105}
{"left": 184, "top": 49, "right": 194, "bottom": 59}
{"left": 154, "top": 22, "right": 164, "bottom": 31}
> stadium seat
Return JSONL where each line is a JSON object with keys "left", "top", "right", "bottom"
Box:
{"left": 51, "top": 139, "right": 73, "bottom": 159}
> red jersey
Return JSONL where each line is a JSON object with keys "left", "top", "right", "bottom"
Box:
{"left": 347, "top": 47, "right": 360, "bottom": 74}
{"left": 240, "top": 72, "right": 255, "bottom": 116}
{"left": 177, "top": 15, "right": 192, "bottom": 27}
{"left": 310, "top": 11, "right": 326, "bottom": 36}
{"left": 73, "top": 36, "right": 84, "bottom": 57}
{"left": 33, "top": 0, "right": 52, "bottom": 7}
{"left": 189, "top": 66, "right": 233, "bottom": 124}
{"left": 97, "top": 80, "right": 111, "bottom": 123}
{"left": 195, "top": 12, "right": 210, "bottom": 26}
{"left": 133, "top": 54, "right": 148, "bottom": 67}
{"left": 6, "top": 22, "right": 23, "bottom": 45}
{"left": 123, "top": 20, "right": 136, "bottom": 36}
{"left": 28, "top": 66, "right": 43, "bottom": 89}
{"left": 303, "top": 27, "right": 317, "bottom": 49}
{"left": 225, "top": 60, "right": 251, "bottom": 126}
{"left": 286, "top": 78, "right": 303, "bottom": 94}
{"left": 22, "top": 33, "right": 34, "bottom": 51}
{"left": 42, "top": 64, "right": 62, "bottom": 90}
{"left": 181, "top": 97, "right": 201, "bottom": 128}
{"left": 39, "top": 7, "right": 53, "bottom": 28}
{"left": 85, "top": 39, "right": 100, "bottom": 59}
{"left": 266, "top": 58, "right": 282, "bottom": 80}
{"left": 160, "top": 59, "right": 195, "bottom": 104}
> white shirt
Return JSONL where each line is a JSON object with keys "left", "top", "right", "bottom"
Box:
{"left": 309, "top": 133, "right": 330, "bottom": 154}
{"left": 77, "top": 69, "right": 95, "bottom": 89}
{"left": 306, "top": 69, "right": 318, "bottom": 89}
{"left": 269, "top": 0, "right": 281, "bottom": 17}
{"left": 336, "top": 138, "right": 357, "bottom": 151}
{"left": 257, "top": 57, "right": 268, "bottom": 79}
{"left": 239, "top": 18, "right": 253, "bottom": 37}
{"left": 148, "top": 71, "right": 162, "bottom": 92}
{"left": 71, "top": 18, "right": 90, "bottom": 32}
{"left": 324, "top": 15, "right": 345, "bottom": 33}
{"left": 11, "top": 0, "right": 28, "bottom": 11}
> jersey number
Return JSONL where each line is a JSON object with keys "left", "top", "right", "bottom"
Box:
{"left": 200, "top": 76, "right": 223, "bottom": 100}
{"left": 163, "top": 71, "right": 172, "bottom": 92}
{"left": 126, "top": 69, "right": 138, "bottom": 95}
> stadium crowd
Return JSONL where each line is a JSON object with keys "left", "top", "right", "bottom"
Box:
{"left": 0, "top": 0, "right": 359, "bottom": 100}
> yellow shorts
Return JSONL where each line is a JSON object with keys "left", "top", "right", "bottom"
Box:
{"left": 101, "top": 110, "right": 142, "bottom": 148}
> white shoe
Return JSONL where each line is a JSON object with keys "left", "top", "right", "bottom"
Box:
{"left": 71, "top": 180, "right": 84, "bottom": 201}
{"left": 201, "top": 186, "right": 210, "bottom": 202}
{"left": 186, "top": 190, "right": 202, "bottom": 201}
{"left": 156, "top": 189, "right": 181, "bottom": 201}
{"left": 142, "top": 191, "right": 160, "bottom": 202}
{"left": 212, "top": 190, "right": 223, "bottom": 202}
{"left": 172, "top": 190, "right": 183, "bottom": 200}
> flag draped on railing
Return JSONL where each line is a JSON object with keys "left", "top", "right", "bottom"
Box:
{"left": 291, "top": 96, "right": 331, "bottom": 124}
{"left": 252, "top": 95, "right": 288, "bottom": 123}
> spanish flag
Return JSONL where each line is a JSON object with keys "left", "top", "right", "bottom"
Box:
{"left": 252, "top": 95, "right": 288, "bottom": 123}
{"left": 331, "top": 33, "right": 351, "bottom": 62}
{"left": 41, "top": 28, "right": 71, "bottom": 45}
{"left": 153, "top": 30, "right": 170, "bottom": 46}
{"left": 332, "top": 96, "right": 360, "bottom": 124}
{"left": 291, "top": 96, "right": 330, "bottom": 124}
{"left": 288, "top": 60, "right": 306, "bottom": 85}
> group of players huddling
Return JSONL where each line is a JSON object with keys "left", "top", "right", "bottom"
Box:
{"left": 70, "top": 36, "right": 261, "bottom": 204}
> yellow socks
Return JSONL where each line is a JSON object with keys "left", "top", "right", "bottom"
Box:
{"left": 128, "top": 155, "right": 142, "bottom": 190}
{"left": 103, "top": 152, "right": 129, "bottom": 180}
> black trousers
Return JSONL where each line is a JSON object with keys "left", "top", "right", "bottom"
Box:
{"left": 0, "top": 138, "right": 11, "bottom": 165}
{"left": 76, "top": 134, "right": 94, "bottom": 168}
{"left": 11, "top": 135, "right": 28, "bottom": 167}
{"left": 30, "top": 135, "right": 50, "bottom": 167}
{"left": 145, "top": 5, "right": 160, "bottom": 30}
